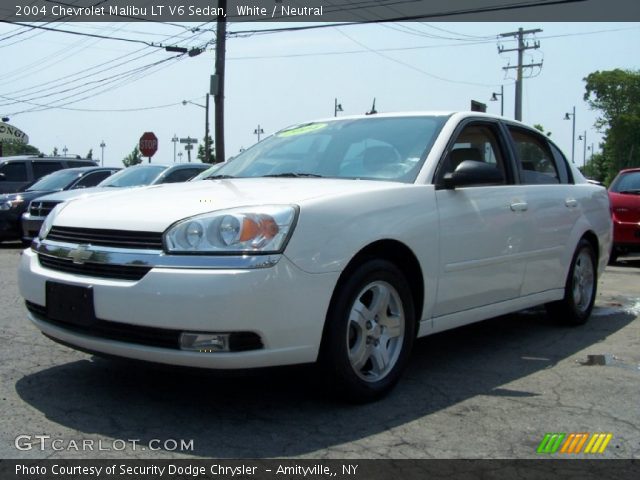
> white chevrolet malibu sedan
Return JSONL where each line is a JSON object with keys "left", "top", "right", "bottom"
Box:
{"left": 18, "top": 112, "right": 612, "bottom": 402}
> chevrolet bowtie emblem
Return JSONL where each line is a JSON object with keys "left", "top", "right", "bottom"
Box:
{"left": 68, "top": 244, "right": 93, "bottom": 264}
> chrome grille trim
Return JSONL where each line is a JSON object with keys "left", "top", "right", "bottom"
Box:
{"left": 47, "top": 226, "right": 163, "bottom": 249}
{"left": 33, "top": 238, "right": 281, "bottom": 271}
{"left": 29, "top": 200, "right": 60, "bottom": 218}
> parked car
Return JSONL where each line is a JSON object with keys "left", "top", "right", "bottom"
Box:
{"left": 21, "top": 163, "right": 208, "bottom": 241}
{"left": 608, "top": 167, "right": 640, "bottom": 263}
{"left": 18, "top": 112, "right": 612, "bottom": 402}
{"left": 0, "top": 155, "right": 97, "bottom": 194}
{"left": 0, "top": 167, "right": 119, "bottom": 243}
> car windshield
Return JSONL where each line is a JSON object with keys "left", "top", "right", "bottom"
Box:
{"left": 610, "top": 171, "right": 640, "bottom": 193}
{"left": 209, "top": 116, "right": 448, "bottom": 183}
{"left": 26, "top": 169, "right": 81, "bottom": 191}
{"left": 98, "top": 165, "right": 166, "bottom": 187}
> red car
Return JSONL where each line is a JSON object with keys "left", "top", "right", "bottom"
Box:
{"left": 608, "top": 167, "right": 640, "bottom": 262}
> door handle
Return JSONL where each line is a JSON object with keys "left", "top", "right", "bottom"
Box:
{"left": 510, "top": 201, "right": 528, "bottom": 212}
{"left": 565, "top": 198, "right": 578, "bottom": 208}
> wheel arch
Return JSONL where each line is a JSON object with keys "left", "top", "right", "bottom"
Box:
{"left": 321, "top": 239, "right": 425, "bottom": 342}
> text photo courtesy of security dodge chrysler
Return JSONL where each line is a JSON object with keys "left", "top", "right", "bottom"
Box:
{"left": 18, "top": 112, "right": 612, "bottom": 402}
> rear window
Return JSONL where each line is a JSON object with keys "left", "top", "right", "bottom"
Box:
{"left": 32, "top": 161, "right": 63, "bottom": 179}
{"left": 610, "top": 171, "right": 640, "bottom": 193}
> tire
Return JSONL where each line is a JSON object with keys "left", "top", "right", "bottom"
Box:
{"left": 319, "top": 259, "right": 415, "bottom": 403}
{"left": 608, "top": 248, "right": 618, "bottom": 265}
{"left": 546, "top": 239, "right": 597, "bottom": 326}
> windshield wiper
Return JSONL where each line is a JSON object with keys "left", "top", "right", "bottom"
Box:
{"left": 206, "top": 174, "right": 236, "bottom": 180}
{"left": 262, "top": 172, "right": 323, "bottom": 178}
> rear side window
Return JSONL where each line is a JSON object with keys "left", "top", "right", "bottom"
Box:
{"left": 160, "top": 168, "right": 205, "bottom": 183}
{"left": 508, "top": 127, "right": 560, "bottom": 185}
{"left": 73, "top": 170, "right": 113, "bottom": 188}
{"left": 0, "top": 162, "right": 28, "bottom": 181}
{"left": 32, "top": 161, "right": 63, "bottom": 179}
{"left": 67, "top": 160, "right": 95, "bottom": 168}
{"left": 549, "top": 143, "right": 571, "bottom": 184}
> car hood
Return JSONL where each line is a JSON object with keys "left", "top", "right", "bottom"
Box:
{"left": 34, "top": 186, "right": 121, "bottom": 203}
{"left": 54, "top": 178, "right": 406, "bottom": 232}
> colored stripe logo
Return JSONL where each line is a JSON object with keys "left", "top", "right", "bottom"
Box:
{"left": 537, "top": 433, "right": 612, "bottom": 454}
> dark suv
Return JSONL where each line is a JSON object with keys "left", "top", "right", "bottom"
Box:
{"left": 0, "top": 156, "right": 97, "bottom": 194}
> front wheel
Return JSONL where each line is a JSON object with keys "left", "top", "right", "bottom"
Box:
{"left": 546, "top": 239, "right": 597, "bottom": 325}
{"left": 319, "top": 259, "right": 415, "bottom": 403}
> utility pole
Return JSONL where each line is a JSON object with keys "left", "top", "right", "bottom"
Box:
{"left": 498, "top": 27, "right": 542, "bottom": 121}
{"left": 213, "top": 1, "right": 227, "bottom": 163}
{"left": 205, "top": 93, "right": 210, "bottom": 163}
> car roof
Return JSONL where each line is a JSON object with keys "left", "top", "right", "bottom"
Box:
{"left": 0, "top": 155, "right": 95, "bottom": 162}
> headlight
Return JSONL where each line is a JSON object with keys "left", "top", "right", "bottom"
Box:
{"left": 39, "top": 202, "right": 69, "bottom": 240}
{"left": 164, "top": 205, "right": 298, "bottom": 254}
{"left": 0, "top": 199, "right": 23, "bottom": 211}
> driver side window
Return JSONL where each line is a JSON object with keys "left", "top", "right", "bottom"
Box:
{"left": 438, "top": 123, "right": 507, "bottom": 185}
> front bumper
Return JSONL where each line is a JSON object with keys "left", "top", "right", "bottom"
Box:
{"left": 19, "top": 247, "right": 339, "bottom": 369}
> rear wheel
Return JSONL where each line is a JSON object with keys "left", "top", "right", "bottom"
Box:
{"left": 546, "top": 239, "right": 597, "bottom": 325}
{"left": 319, "top": 259, "right": 415, "bottom": 403}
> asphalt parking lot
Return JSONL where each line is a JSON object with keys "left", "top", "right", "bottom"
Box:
{"left": 1, "top": 242, "right": 638, "bottom": 459}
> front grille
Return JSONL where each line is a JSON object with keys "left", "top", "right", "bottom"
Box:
{"left": 29, "top": 200, "right": 60, "bottom": 217}
{"left": 38, "top": 254, "right": 151, "bottom": 281}
{"left": 25, "top": 301, "right": 264, "bottom": 352}
{"left": 47, "top": 226, "right": 163, "bottom": 249}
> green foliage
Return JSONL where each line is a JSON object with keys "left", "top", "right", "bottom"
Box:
{"left": 197, "top": 135, "right": 215, "bottom": 164}
{"left": 581, "top": 152, "right": 609, "bottom": 184}
{"left": 122, "top": 145, "right": 142, "bottom": 167}
{"left": 0, "top": 140, "right": 40, "bottom": 156}
{"left": 583, "top": 69, "right": 640, "bottom": 182}
{"left": 533, "top": 124, "right": 552, "bottom": 137}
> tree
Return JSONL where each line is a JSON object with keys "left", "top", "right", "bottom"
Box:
{"left": 0, "top": 140, "right": 40, "bottom": 156}
{"left": 582, "top": 151, "right": 608, "bottom": 183}
{"left": 122, "top": 145, "right": 142, "bottom": 167}
{"left": 197, "top": 135, "right": 215, "bottom": 164}
{"left": 52, "top": 147, "right": 58, "bottom": 156}
{"left": 533, "top": 124, "right": 552, "bottom": 137}
{"left": 86, "top": 148, "right": 93, "bottom": 159}
{"left": 583, "top": 69, "right": 640, "bottom": 184}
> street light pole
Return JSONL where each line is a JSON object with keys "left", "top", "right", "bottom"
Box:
{"left": 182, "top": 97, "right": 210, "bottom": 163}
{"left": 171, "top": 134, "right": 178, "bottom": 163}
{"left": 578, "top": 130, "right": 587, "bottom": 168}
{"left": 62, "top": 146, "right": 68, "bottom": 157}
{"left": 100, "top": 140, "right": 105, "bottom": 166}
{"left": 254, "top": 125, "right": 264, "bottom": 142}
{"left": 490, "top": 85, "right": 504, "bottom": 116}
{"left": 334, "top": 98, "right": 343, "bottom": 117}
{"left": 564, "top": 106, "right": 576, "bottom": 163}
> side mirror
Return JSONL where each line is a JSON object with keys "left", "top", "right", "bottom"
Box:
{"left": 443, "top": 160, "right": 504, "bottom": 189}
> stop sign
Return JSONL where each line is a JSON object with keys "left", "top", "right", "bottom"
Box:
{"left": 139, "top": 132, "right": 158, "bottom": 158}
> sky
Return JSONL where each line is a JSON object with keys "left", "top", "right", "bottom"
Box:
{"left": 1, "top": 20, "right": 640, "bottom": 167}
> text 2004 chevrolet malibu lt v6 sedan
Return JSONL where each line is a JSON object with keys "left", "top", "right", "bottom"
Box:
{"left": 19, "top": 112, "right": 612, "bottom": 402}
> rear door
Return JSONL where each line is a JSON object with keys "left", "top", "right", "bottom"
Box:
{"left": 433, "top": 119, "right": 527, "bottom": 318}
{"left": 505, "top": 126, "right": 579, "bottom": 295}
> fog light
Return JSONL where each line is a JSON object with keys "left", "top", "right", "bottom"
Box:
{"left": 180, "top": 333, "right": 230, "bottom": 352}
